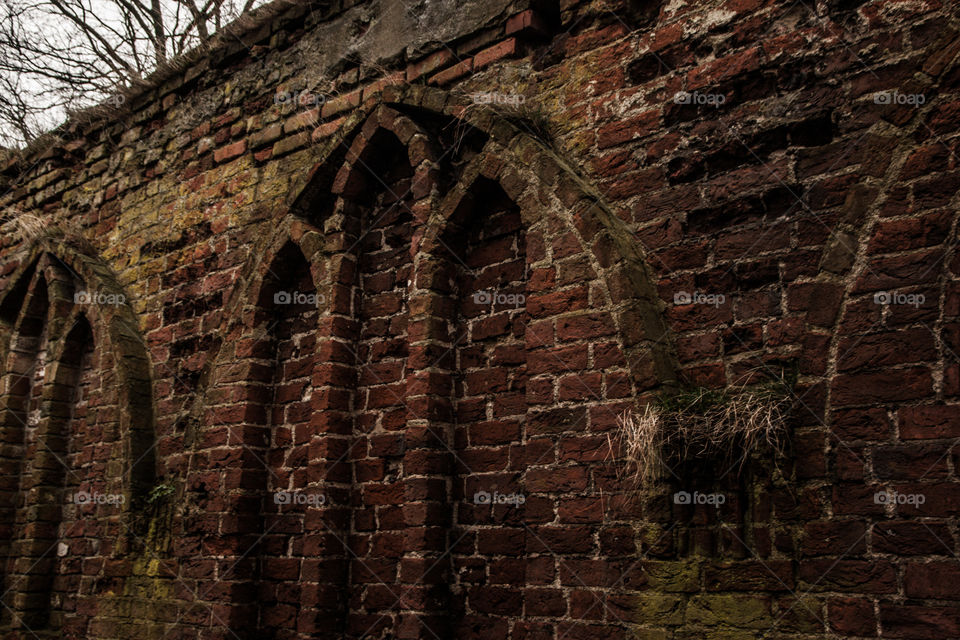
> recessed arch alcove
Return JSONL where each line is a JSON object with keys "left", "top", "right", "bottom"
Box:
{"left": 281, "top": 87, "right": 678, "bottom": 637}
{"left": 0, "top": 239, "right": 156, "bottom": 634}
{"left": 168, "top": 85, "right": 678, "bottom": 640}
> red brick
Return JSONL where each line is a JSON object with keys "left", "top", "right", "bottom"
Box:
{"left": 406, "top": 49, "right": 455, "bottom": 81}
{"left": 506, "top": 10, "right": 548, "bottom": 37}
{"left": 828, "top": 597, "right": 875, "bottom": 635}
{"left": 428, "top": 58, "right": 473, "bottom": 86}
{"left": 904, "top": 561, "right": 960, "bottom": 598}
{"left": 597, "top": 111, "right": 659, "bottom": 149}
{"left": 881, "top": 604, "right": 960, "bottom": 639}
{"left": 213, "top": 139, "right": 246, "bottom": 163}
{"left": 526, "top": 467, "right": 588, "bottom": 492}
{"left": 899, "top": 405, "right": 960, "bottom": 439}
{"left": 474, "top": 38, "right": 519, "bottom": 69}
{"left": 831, "top": 367, "right": 933, "bottom": 406}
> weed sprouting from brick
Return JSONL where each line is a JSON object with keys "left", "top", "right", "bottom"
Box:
{"left": 146, "top": 483, "right": 176, "bottom": 504}
{"left": 500, "top": 102, "right": 556, "bottom": 149}
{"left": 455, "top": 86, "right": 557, "bottom": 151}
{"left": 0, "top": 209, "right": 47, "bottom": 245}
{"left": 618, "top": 373, "right": 795, "bottom": 490}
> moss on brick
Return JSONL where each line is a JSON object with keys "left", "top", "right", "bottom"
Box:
{"left": 635, "top": 593, "right": 685, "bottom": 625}
{"left": 642, "top": 560, "right": 701, "bottom": 593}
{"left": 685, "top": 594, "right": 773, "bottom": 629}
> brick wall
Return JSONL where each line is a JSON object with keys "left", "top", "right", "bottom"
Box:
{"left": 0, "top": 0, "right": 959, "bottom": 638}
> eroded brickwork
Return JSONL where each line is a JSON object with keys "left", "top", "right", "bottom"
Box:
{"left": 0, "top": 0, "right": 959, "bottom": 638}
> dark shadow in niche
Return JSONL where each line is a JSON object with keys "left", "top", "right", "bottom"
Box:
{"left": 248, "top": 241, "right": 321, "bottom": 639}
{"left": 0, "top": 273, "right": 49, "bottom": 625}
{"left": 439, "top": 177, "right": 529, "bottom": 634}
{"left": 340, "top": 127, "right": 416, "bottom": 639}
{"left": 0, "top": 258, "right": 39, "bottom": 329}
{"left": 17, "top": 317, "right": 94, "bottom": 631}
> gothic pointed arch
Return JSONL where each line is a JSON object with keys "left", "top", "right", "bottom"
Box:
{"left": 177, "top": 219, "right": 334, "bottom": 638}
{"left": 248, "top": 238, "right": 323, "bottom": 638}
{"left": 0, "top": 258, "right": 50, "bottom": 608}
{"left": 13, "top": 313, "right": 94, "bottom": 632}
{"left": 184, "top": 102, "right": 445, "bottom": 636}
{"left": 289, "top": 104, "right": 448, "bottom": 637}
{"left": 289, "top": 87, "right": 678, "bottom": 398}
{"left": 277, "top": 88, "right": 679, "bottom": 637}
{"left": 0, "top": 237, "right": 156, "bottom": 633}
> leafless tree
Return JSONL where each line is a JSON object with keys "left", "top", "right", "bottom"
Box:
{"left": 0, "top": 0, "right": 263, "bottom": 148}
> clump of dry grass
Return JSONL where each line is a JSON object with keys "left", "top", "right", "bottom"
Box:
{"left": 1, "top": 207, "right": 91, "bottom": 251}
{"left": 0, "top": 209, "right": 47, "bottom": 245}
{"left": 616, "top": 377, "right": 793, "bottom": 489}
{"left": 617, "top": 402, "right": 664, "bottom": 489}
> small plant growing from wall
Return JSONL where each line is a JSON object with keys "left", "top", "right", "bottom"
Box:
{"left": 455, "top": 85, "right": 559, "bottom": 151}
{"left": 146, "top": 483, "right": 176, "bottom": 505}
{"left": 0, "top": 208, "right": 47, "bottom": 246}
{"left": 617, "top": 371, "right": 795, "bottom": 490}
{"left": 129, "top": 481, "right": 177, "bottom": 551}
{"left": 1, "top": 207, "right": 95, "bottom": 256}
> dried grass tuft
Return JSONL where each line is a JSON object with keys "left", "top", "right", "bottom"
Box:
{"left": 616, "top": 377, "right": 793, "bottom": 489}
{"left": 616, "top": 402, "right": 664, "bottom": 489}
{"left": 0, "top": 209, "right": 47, "bottom": 245}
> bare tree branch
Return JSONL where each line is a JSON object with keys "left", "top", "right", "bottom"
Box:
{"left": 0, "top": 0, "right": 265, "bottom": 148}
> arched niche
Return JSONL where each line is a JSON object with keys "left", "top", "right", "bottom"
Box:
{"left": 274, "top": 88, "right": 679, "bottom": 637}
{"left": 181, "top": 87, "right": 678, "bottom": 639}
{"left": 0, "top": 240, "right": 155, "bottom": 633}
